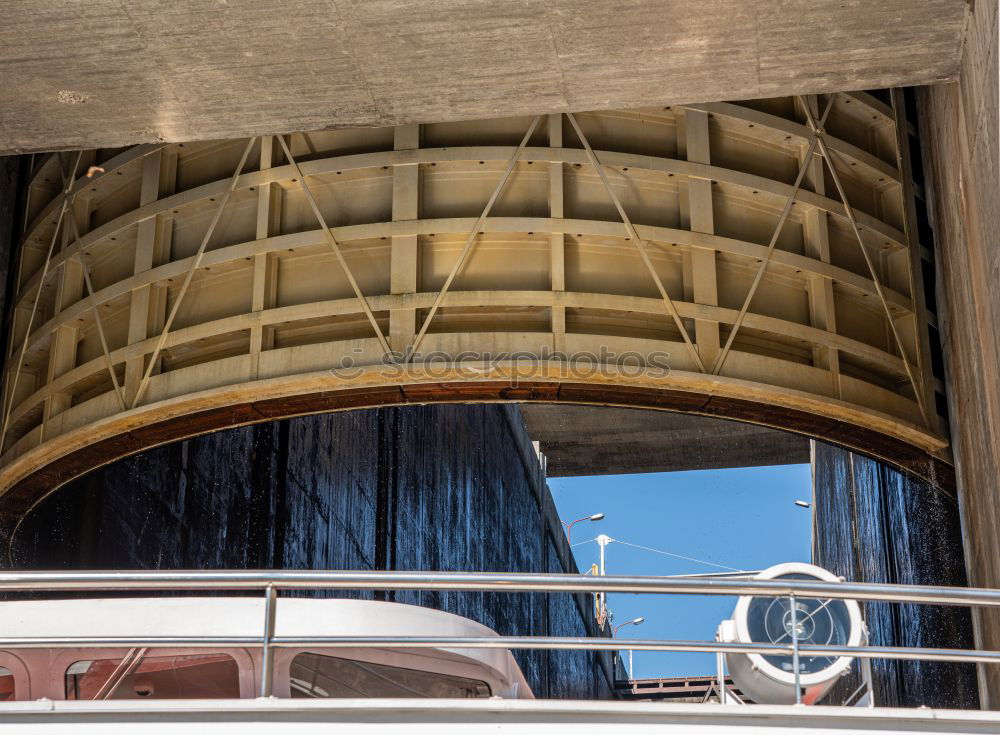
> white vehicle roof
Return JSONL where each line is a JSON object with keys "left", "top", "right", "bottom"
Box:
{"left": 0, "top": 597, "right": 532, "bottom": 700}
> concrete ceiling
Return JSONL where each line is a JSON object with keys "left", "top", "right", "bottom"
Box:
{"left": 0, "top": 0, "right": 969, "bottom": 154}
{"left": 519, "top": 406, "right": 810, "bottom": 476}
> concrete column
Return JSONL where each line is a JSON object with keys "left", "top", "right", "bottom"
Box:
{"left": 250, "top": 136, "right": 280, "bottom": 379}
{"left": 548, "top": 114, "right": 566, "bottom": 354}
{"left": 390, "top": 124, "right": 420, "bottom": 355}
{"left": 124, "top": 151, "right": 173, "bottom": 403}
{"left": 681, "top": 109, "right": 719, "bottom": 366}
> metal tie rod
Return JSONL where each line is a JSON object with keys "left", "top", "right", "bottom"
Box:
{"left": 2, "top": 570, "right": 1000, "bottom": 608}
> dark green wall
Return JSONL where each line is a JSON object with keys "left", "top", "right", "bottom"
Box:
{"left": 812, "top": 441, "right": 977, "bottom": 708}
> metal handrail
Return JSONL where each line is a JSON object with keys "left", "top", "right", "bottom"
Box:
{"left": 1, "top": 568, "right": 993, "bottom": 702}
{"left": 0, "top": 569, "right": 998, "bottom": 607}
{"left": 0, "top": 635, "right": 994, "bottom": 664}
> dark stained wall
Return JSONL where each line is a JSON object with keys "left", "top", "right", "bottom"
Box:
{"left": 811, "top": 441, "right": 977, "bottom": 709}
{"left": 0, "top": 155, "right": 27, "bottom": 347}
{"left": 11, "top": 403, "right": 613, "bottom": 700}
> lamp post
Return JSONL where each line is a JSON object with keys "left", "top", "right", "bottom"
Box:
{"left": 596, "top": 533, "right": 612, "bottom": 622}
{"left": 614, "top": 617, "right": 645, "bottom": 680}
{"left": 613, "top": 616, "right": 645, "bottom": 636}
{"left": 561, "top": 513, "right": 604, "bottom": 546}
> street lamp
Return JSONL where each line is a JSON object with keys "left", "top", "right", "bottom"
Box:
{"left": 614, "top": 616, "right": 645, "bottom": 680}
{"left": 561, "top": 513, "right": 604, "bottom": 546}
{"left": 613, "top": 616, "right": 645, "bottom": 636}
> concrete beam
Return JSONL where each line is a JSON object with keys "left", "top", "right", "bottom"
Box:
{"left": 520, "top": 406, "right": 809, "bottom": 476}
{"left": 0, "top": 0, "right": 968, "bottom": 154}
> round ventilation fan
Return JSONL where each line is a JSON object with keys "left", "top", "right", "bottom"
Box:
{"left": 718, "top": 562, "right": 864, "bottom": 705}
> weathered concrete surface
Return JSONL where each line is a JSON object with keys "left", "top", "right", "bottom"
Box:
{"left": 520, "top": 406, "right": 808, "bottom": 476}
{"left": 11, "top": 404, "right": 614, "bottom": 700}
{"left": 0, "top": 0, "right": 968, "bottom": 154}
{"left": 915, "top": 0, "right": 1000, "bottom": 709}
{"left": 812, "top": 442, "right": 977, "bottom": 709}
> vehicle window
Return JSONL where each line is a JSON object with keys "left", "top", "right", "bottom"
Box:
{"left": 289, "top": 652, "right": 491, "bottom": 698}
{"left": 0, "top": 667, "right": 13, "bottom": 701}
{"left": 65, "top": 652, "right": 240, "bottom": 700}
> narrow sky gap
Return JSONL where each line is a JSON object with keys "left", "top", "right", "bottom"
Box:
{"left": 549, "top": 464, "right": 812, "bottom": 678}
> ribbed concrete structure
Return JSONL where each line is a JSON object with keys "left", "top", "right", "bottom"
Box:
{"left": 0, "top": 92, "right": 947, "bottom": 523}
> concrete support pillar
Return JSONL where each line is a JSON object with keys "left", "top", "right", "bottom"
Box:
{"left": 124, "top": 151, "right": 173, "bottom": 403}
{"left": 548, "top": 114, "right": 566, "bottom": 353}
{"left": 681, "top": 109, "right": 719, "bottom": 366}
{"left": 390, "top": 124, "right": 419, "bottom": 355}
{"left": 250, "top": 136, "right": 280, "bottom": 379}
{"left": 800, "top": 96, "right": 842, "bottom": 398}
{"left": 42, "top": 195, "right": 87, "bottom": 430}
{"left": 917, "top": 0, "right": 1000, "bottom": 702}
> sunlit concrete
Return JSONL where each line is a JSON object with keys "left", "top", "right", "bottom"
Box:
{"left": 0, "top": 0, "right": 968, "bottom": 153}
{"left": 520, "top": 406, "right": 809, "bottom": 476}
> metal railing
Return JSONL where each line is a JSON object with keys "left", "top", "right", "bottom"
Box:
{"left": 0, "top": 569, "right": 995, "bottom": 701}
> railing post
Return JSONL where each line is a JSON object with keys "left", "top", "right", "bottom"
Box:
{"left": 716, "top": 650, "right": 727, "bottom": 704}
{"left": 863, "top": 656, "right": 876, "bottom": 707}
{"left": 789, "top": 593, "right": 802, "bottom": 704}
{"left": 260, "top": 583, "right": 277, "bottom": 697}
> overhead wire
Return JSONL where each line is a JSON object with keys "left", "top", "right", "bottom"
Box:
{"left": 611, "top": 539, "right": 744, "bottom": 572}
{"left": 570, "top": 536, "right": 744, "bottom": 572}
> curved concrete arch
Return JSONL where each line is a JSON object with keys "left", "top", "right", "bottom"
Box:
{"left": 6, "top": 290, "right": 918, "bottom": 433}
{"left": 676, "top": 102, "right": 900, "bottom": 185}
{"left": 0, "top": 365, "right": 954, "bottom": 547}
{"left": 9, "top": 219, "right": 918, "bottom": 371}
{"left": 16, "top": 140, "right": 909, "bottom": 303}
{"left": 0, "top": 95, "right": 948, "bottom": 521}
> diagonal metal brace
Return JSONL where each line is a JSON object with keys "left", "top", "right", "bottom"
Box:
{"left": 711, "top": 95, "right": 836, "bottom": 376}
{"left": 277, "top": 135, "right": 393, "bottom": 358}
{"left": 406, "top": 115, "right": 542, "bottom": 362}
{"left": 566, "top": 112, "right": 706, "bottom": 373}
{"left": 61, "top": 161, "right": 128, "bottom": 412}
{"left": 801, "top": 101, "right": 931, "bottom": 428}
{"left": 0, "top": 151, "right": 82, "bottom": 453}
{"left": 130, "top": 137, "right": 258, "bottom": 409}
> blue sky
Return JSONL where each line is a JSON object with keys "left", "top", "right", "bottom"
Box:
{"left": 548, "top": 464, "right": 813, "bottom": 678}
